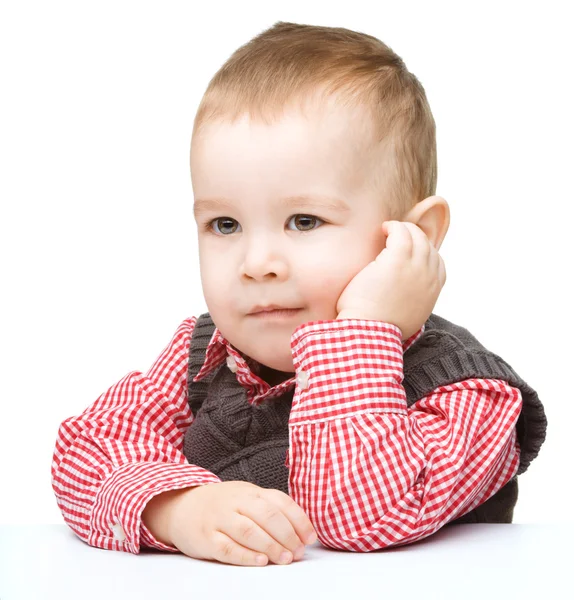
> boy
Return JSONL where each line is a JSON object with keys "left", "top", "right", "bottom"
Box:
{"left": 51, "top": 21, "right": 547, "bottom": 567}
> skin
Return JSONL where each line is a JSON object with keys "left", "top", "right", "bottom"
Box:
{"left": 143, "top": 95, "right": 451, "bottom": 567}
{"left": 190, "top": 96, "right": 450, "bottom": 386}
{"left": 142, "top": 209, "right": 448, "bottom": 566}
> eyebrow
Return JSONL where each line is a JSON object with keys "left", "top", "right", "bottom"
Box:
{"left": 193, "top": 194, "right": 350, "bottom": 217}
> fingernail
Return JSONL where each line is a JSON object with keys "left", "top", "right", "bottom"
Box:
{"left": 306, "top": 533, "right": 317, "bottom": 544}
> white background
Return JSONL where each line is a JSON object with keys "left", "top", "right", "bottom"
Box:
{"left": 1, "top": 0, "right": 572, "bottom": 525}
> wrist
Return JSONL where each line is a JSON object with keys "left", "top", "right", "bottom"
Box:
{"left": 336, "top": 311, "right": 381, "bottom": 322}
{"left": 336, "top": 312, "right": 405, "bottom": 340}
{"left": 142, "top": 487, "right": 194, "bottom": 546}
{"left": 336, "top": 311, "right": 365, "bottom": 320}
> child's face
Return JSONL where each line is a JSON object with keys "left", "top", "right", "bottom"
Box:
{"left": 191, "top": 99, "right": 392, "bottom": 374}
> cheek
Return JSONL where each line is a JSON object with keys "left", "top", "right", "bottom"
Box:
{"left": 307, "top": 230, "right": 383, "bottom": 293}
{"left": 300, "top": 255, "right": 368, "bottom": 310}
{"left": 198, "top": 251, "right": 233, "bottom": 309}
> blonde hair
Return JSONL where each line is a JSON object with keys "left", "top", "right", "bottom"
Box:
{"left": 192, "top": 21, "right": 437, "bottom": 219}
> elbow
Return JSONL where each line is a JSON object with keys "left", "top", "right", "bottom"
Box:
{"left": 312, "top": 482, "right": 438, "bottom": 551}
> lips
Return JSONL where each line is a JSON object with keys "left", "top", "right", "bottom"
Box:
{"left": 249, "top": 307, "right": 302, "bottom": 318}
{"left": 249, "top": 304, "right": 300, "bottom": 314}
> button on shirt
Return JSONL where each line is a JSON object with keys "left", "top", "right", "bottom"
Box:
{"left": 226, "top": 354, "right": 238, "bottom": 373}
{"left": 111, "top": 522, "right": 127, "bottom": 542}
{"left": 296, "top": 370, "right": 309, "bottom": 390}
{"left": 51, "top": 316, "right": 521, "bottom": 553}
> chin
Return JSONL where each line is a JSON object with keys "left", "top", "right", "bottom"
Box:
{"left": 257, "top": 356, "right": 295, "bottom": 373}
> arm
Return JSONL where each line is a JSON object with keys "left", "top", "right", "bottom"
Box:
{"left": 50, "top": 317, "right": 222, "bottom": 554}
{"left": 287, "top": 318, "right": 522, "bottom": 551}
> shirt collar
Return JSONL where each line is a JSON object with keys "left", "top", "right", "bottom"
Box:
{"left": 193, "top": 321, "right": 426, "bottom": 389}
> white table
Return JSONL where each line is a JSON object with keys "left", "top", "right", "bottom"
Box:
{"left": 0, "top": 524, "right": 571, "bottom": 599}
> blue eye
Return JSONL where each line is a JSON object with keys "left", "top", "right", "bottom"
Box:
{"left": 204, "top": 214, "right": 324, "bottom": 235}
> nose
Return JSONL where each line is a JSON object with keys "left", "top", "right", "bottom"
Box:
{"left": 240, "top": 234, "right": 289, "bottom": 281}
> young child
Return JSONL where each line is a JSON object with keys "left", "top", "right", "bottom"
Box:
{"left": 51, "top": 21, "right": 547, "bottom": 567}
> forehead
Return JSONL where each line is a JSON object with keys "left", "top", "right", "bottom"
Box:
{"left": 190, "top": 102, "right": 380, "bottom": 204}
{"left": 193, "top": 94, "right": 375, "bottom": 147}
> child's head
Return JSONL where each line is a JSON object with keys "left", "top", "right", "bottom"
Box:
{"left": 190, "top": 22, "right": 449, "bottom": 377}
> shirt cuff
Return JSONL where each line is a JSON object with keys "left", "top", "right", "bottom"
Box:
{"left": 289, "top": 318, "right": 407, "bottom": 424}
{"left": 91, "top": 462, "right": 222, "bottom": 554}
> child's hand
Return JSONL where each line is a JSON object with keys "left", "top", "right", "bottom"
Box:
{"left": 161, "top": 481, "right": 317, "bottom": 566}
{"left": 336, "top": 221, "right": 447, "bottom": 340}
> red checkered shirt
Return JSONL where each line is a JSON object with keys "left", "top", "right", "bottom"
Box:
{"left": 51, "top": 316, "right": 521, "bottom": 553}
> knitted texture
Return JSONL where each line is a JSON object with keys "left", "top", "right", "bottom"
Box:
{"left": 183, "top": 313, "right": 547, "bottom": 524}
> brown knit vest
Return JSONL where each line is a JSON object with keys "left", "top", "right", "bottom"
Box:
{"left": 183, "top": 313, "right": 547, "bottom": 525}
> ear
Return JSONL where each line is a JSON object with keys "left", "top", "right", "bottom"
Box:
{"left": 403, "top": 196, "right": 450, "bottom": 251}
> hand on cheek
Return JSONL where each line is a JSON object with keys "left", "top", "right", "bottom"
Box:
{"left": 335, "top": 221, "right": 447, "bottom": 340}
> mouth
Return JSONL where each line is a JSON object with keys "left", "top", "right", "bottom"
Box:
{"left": 248, "top": 308, "right": 303, "bottom": 318}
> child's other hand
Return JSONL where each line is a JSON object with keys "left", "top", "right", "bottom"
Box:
{"left": 161, "top": 481, "right": 317, "bottom": 566}
{"left": 336, "top": 221, "right": 447, "bottom": 341}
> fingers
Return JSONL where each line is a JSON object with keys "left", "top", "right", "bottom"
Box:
{"left": 437, "top": 253, "right": 447, "bottom": 286}
{"left": 383, "top": 221, "right": 431, "bottom": 261}
{"left": 211, "top": 529, "right": 270, "bottom": 567}
{"left": 410, "top": 224, "right": 445, "bottom": 285}
{"left": 226, "top": 513, "right": 304, "bottom": 565}
{"left": 383, "top": 221, "right": 446, "bottom": 285}
{"left": 264, "top": 488, "right": 317, "bottom": 545}
{"left": 237, "top": 494, "right": 309, "bottom": 564}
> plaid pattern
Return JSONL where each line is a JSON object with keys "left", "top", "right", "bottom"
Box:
{"left": 51, "top": 316, "right": 521, "bottom": 553}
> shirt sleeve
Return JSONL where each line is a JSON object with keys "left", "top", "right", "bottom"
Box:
{"left": 287, "top": 318, "right": 522, "bottom": 551}
{"left": 50, "top": 317, "right": 222, "bottom": 554}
